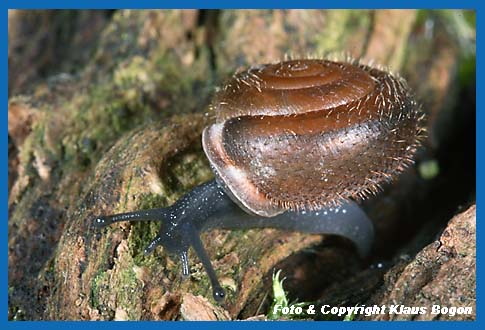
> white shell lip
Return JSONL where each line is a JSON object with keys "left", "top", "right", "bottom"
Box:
{"left": 202, "top": 123, "right": 284, "bottom": 218}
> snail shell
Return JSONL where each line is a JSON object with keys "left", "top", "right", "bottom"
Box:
{"left": 202, "top": 59, "right": 423, "bottom": 217}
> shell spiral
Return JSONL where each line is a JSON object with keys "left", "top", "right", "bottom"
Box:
{"left": 202, "top": 59, "right": 424, "bottom": 217}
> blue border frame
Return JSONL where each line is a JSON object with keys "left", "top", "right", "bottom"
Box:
{"left": 2, "top": 1, "right": 478, "bottom": 9}
{"left": 3, "top": 1, "right": 479, "bottom": 328}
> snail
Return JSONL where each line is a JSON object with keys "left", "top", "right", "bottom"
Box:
{"left": 94, "top": 59, "right": 423, "bottom": 302}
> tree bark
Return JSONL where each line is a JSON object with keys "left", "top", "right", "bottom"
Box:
{"left": 8, "top": 9, "right": 475, "bottom": 320}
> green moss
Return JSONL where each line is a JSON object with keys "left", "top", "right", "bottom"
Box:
{"left": 345, "top": 10, "right": 371, "bottom": 32}
{"left": 116, "top": 267, "right": 143, "bottom": 319}
{"left": 90, "top": 270, "right": 109, "bottom": 309}
{"left": 164, "top": 149, "right": 213, "bottom": 195}
{"left": 414, "top": 9, "right": 430, "bottom": 28}
{"left": 59, "top": 50, "right": 210, "bottom": 173}
{"left": 136, "top": 193, "right": 170, "bottom": 210}
{"left": 122, "top": 175, "right": 134, "bottom": 210}
{"left": 127, "top": 187, "right": 171, "bottom": 266}
{"left": 16, "top": 114, "right": 49, "bottom": 179}
{"left": 90, "top": 248, "right": 144, "bottom": 319}
{"left": 17, "top": 133, "right": 36, "bottom": 177}
{"left": 32, "top": 55, "right": 200, "bottom": 172}
{"left": 60, "top": 81, "right": 150, "bottom": 169}
{"left": 90, "top": 238, "right": 115, "bottom": 310}
{"left": 314, "top": 10, "right": 370, "bottom": 54}
{"left": 128, "top": 221, "right": 160, "bottom": 266}
{"left": 14, "top": 30, "right": 213, "bottom": 181}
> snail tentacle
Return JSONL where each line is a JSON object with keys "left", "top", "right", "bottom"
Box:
{"left": 94, "top": 179, "right": 374, "bottom": 301}
{"left": 186, "top": 222, "right": 225, "bottom": 302}
{"left": 143, "top": 235, "right": 162, "bottom": 255}
{"left": 93, "top": 59, "right": 424, "bottom": 302}
{"left": 180, "top": 250, "right": 190, "bottom": 278}
{"left": 94, "top": 208, "right": 169, "bottom": 228}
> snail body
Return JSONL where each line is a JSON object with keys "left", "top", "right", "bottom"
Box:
{"left": 94, "top": 59, "right": 423, "bottom": 302}
{"left": 95, "top": 180, "right": 373, "bottom": 301}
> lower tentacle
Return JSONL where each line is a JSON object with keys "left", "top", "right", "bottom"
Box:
{"left": 186, "top": 225, "right": 225, "bottom": 301}
{"left": 144, "top": 236, "right": 162, "bottom": 255}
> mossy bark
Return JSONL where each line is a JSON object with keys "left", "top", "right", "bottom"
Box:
{"left": 8, "top": 10, "right": 475, "bottom": 320}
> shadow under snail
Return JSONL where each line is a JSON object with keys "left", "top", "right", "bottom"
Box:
{"left": 94, "top": 59, "right": 424, "bottom": 302}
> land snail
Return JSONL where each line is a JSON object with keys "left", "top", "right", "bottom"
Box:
{"left": 94, "top": 59, "right": 423, "bottom": 302}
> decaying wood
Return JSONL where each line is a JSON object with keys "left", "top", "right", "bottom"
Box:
{"left": 8, "top": 10, "right": 475, "bottom": 320}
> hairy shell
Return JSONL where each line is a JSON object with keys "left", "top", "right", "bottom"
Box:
{"left": 202, "top": 59, "right": 424, "bottom": 217}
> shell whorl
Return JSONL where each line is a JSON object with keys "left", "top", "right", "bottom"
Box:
{"left": 203, "top": 59, "right": 424, "bottom": 217}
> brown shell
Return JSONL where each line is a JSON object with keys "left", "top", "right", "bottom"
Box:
{"left": 202, "top": 59, "right": 424, "bottom": 217}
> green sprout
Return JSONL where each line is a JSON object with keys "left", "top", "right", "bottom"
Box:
{"left": 267, "top": 270, "right": 310, "bottom": 320}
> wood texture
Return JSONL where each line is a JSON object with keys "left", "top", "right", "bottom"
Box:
{"left": 8, "top": 10, "right": 475, "bottom": 320}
